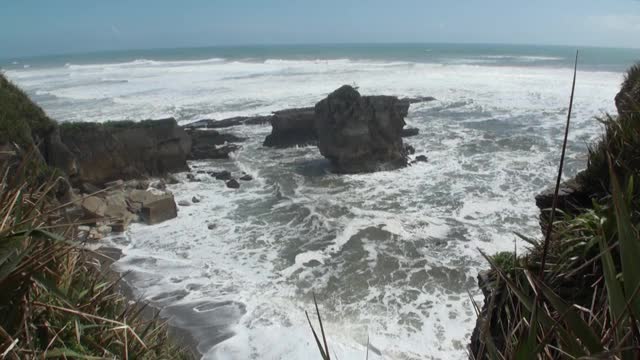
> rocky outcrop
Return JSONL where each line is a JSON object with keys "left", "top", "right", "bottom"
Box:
{"left": 184, "top": 115, "right": 272, "bottom": 129}
{"left": 401, "top": 128, "right": 419, "bottom": 137}
{"left": 59, "top": 119, "right": 191, "bottom": 186}
{"left": 263, "top": 107, "right": 317, "bottom": 148}
{"left": 314, "top": 85, "right": 410, "bottom": 173}
{"left": 534, "top": 176, "right": 593, "bottom": 228}
{"left": 188, "top": 129, "right": 243, "bottom": 160}
{"left": 399, "top": 96, "right": 436, "bottom": 105}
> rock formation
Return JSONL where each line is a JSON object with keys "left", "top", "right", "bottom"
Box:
{"left": 314, "top": 85, "right": 410, "bottom": 173}
{"left": 183, "top": 115, "right": 272, "bottom": 129}
{"left": 58, "top": 119, "right": 191, "bottom": 186}
{"left": 187, "top": 129, "right": 243, "bottom": 160}
{"left": 263, "top": 107, "right": 317, "bottom": 148}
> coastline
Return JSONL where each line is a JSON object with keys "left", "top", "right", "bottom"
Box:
{"left": 94, "top": 245, "right": 203, "bottom": 359}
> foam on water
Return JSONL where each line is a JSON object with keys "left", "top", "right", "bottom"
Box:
{"left": 5, "top": 55, "right": 623, "bottom": 359}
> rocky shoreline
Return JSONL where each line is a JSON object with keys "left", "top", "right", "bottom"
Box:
{"left": 24, "top": 85, "right": 434, "bottom": 241}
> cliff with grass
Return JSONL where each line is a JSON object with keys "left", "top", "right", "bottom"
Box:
{"left": 469, "top": 64, "right": 640, "bottom": 359}
{"left": 0, "top": 74, "right": 195, "bottom": 359}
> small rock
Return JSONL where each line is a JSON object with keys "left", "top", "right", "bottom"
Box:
{"left": 404, "top": 144, "right": 416, "bottom": 155}
{"left": 111, "top": 221, "right": 128, "bottom": 233}
{"left": 211, "top": 170, "right": 232, "bottom": 181}
{"left": 78, "top": 225, "right": 91, "bottom": 232}
{"left": 150, "top": 179, "right": 167, "bottom": 190}
{"left": 226, "top": 179, "right": 240, "bottom": 189}
{"left": 192, "top": 196, "right": 200, "bottom": 203}
{"left": 97, "top": 225, "right": 112, "bottom": 235}
{"left": 186, "top": 173, "right": 196, "bottom": 181}
{"left": 239, "top": 174, "right": 253, "bottom": 181}
{"left": 414, "top": 155, "right": 428, "bottom": 163}
{"left": 165, "top": 174, "right": 180, "bottom": 185}
{"left": 178, "top": 200, "right": 191, "bottom": 206}
{"left": 197, "top": 170, "right": 207, "bottom": 174}
{"left": 88, "top": 229, "right": 102, "bottom": 241}
{"left": 207, "top": 223, "right": 216, "bottom": 230}
{"left": 401, "top": 128, "right": 420, "bottom": 137}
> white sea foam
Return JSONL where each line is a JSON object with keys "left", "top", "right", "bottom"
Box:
{"left": 5, "top": 56, "right": 623, "bottom": 359}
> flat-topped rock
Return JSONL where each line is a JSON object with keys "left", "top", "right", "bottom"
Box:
{"left": 263, "top": 107, "right": 317, "bottom": 148}
{"left": 314, "top": 85, "right": 410, "bottom": 173}
{"left": 59, "top": 118, "right": 191, "bottom": 186}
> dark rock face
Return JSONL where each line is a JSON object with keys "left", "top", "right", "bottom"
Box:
{"left": 211, "top": 170, "right": 232, "bottom": 181}
{"left": 188, "top": 129, "right": 242, "bottom": 160}
{"left": 534, "top": 176, "right": 592, "bottom": 231}
{"left": 401, "top": 127, "right": 419, "bottom": 137}
{"left": 59, "top": 118, "right": 191, "bottom": 186}
{"left": 263, "top": 107, "right": 317, "bottom": 148}
{"left": 314, "top": 85, "right": 409, "bottom": 173}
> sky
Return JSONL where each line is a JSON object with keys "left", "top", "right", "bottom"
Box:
{"left": 2, "top": 0, "right": 640, "bottom": 58}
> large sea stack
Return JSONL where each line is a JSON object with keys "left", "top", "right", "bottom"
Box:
{"left": 314, "top": 85, "right": 410, "bottom": 173}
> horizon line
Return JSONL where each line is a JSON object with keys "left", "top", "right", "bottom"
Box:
{"left": 2, "top": 40, "right": 640, "bottom": 61}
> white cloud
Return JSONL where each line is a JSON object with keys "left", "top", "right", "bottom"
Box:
{"left": 111, "top": 25, "right": 121, "bottom": 36}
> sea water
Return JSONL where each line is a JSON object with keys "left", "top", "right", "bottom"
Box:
{"left": 3, "top": 43, "right": 638, "bottom": 359}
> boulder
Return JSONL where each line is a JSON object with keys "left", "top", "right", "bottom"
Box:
{"left": 263, "top": 107, "right": 317, "bottom": 148}
{"left": 140, "top": 194, "right": 178, "bottom": 225}
{"left": 59, "top": 118, "right": 191, "bottom": 186}
{"left": 401, "top": 128, "right": 419, "bottom": 137}
{"left": 413, "top": 155, "right": 428, "bottom": 163}
{"left": 314, "top": 85, "right": 409, "bottom": 173}
{"left": 81, "top": 196, "right": 107, "bottom": 218}
{"left": 226, "top": 179, "right": 240, "bottom": 189}
{"left": 239, "top": 174, "right": 253, "bottom": 181}
{"left": 178, "top": 200, "right": 191, "bottom": 207}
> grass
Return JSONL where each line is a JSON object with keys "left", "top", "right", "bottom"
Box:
{"left": 0, "top": 73, "right": 56, "bottom": 147}
{"left": 0, "top": 150, "right": 194, "bottom": 359}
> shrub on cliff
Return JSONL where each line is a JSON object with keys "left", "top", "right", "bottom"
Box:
{"left": 471, "top": 63, "right": 640, "bottom": 359}
{"left": 0, "top": 73, "right": 56, "bottom": 147}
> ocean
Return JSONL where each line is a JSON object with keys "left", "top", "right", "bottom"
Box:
{"left": 3, "top": 43, "right": 639, "bottom": 359}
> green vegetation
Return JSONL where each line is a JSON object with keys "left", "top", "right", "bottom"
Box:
{"left": 471, "top": 63, "right": 640, "bottom": 359}
{"left": 0, "top": 151, "right": 193, "bottom": 359}
{"left": 0, "top": 73, "right": 56, "bottom": 146}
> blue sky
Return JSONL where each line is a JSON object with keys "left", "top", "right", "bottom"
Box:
{"left": 2, "top": 0, "right": 640, "bottom": 57}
